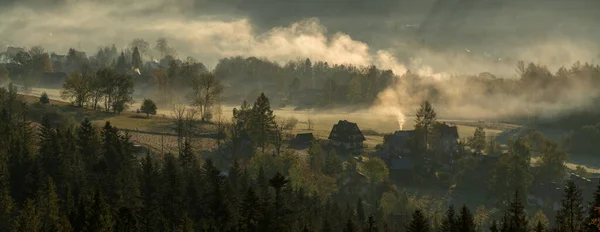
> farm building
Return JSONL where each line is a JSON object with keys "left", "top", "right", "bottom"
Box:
{"left": 328, "top": 120, "right": 366, "bottom": 150}
{"left": 382, "top": 130, "right": 416, "bottom": 156}
{"left": 6, "top": 47, "right": 25, "bottom": 58}
{"left": 434, "top": 123, "right": 460, "bottom": 154}
{"left": 292, "top": 133, "right": 315, "bottom": 146}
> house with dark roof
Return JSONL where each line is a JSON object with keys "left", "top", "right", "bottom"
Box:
{"left": 328, "top": 120, "right": 366, "bottom": 150}
{"left": 6, "top": 47, "right": 25, "bottom": 58}
{"left": 383, "top": 130, "right": 416, "bottom": 156}
{"left": 291, "top": 133, "right": 316, "bottom": 148}
{"left": 434, "top": 123, "right": 460, "bottom": 154}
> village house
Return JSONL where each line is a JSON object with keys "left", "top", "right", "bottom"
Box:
{"left": 382, "top": 130, "right": 416, "bottom": 156}
{"left": 434, "top": 123, "right": 460, "bottom": 154}
{"left": 291, "top": 133, "right": 316, "bottom": 149}
{"left": 6, "top": 47, "right": 25, "bottom": 58}
{"left": 328, "top": 120, "right": 366, "bottom": 150}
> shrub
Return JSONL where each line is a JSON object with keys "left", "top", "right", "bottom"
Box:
{"left": 140, "top": 99, "right": 157, "bottom": 117}
{"left": 39, "top": 92, "right": 50, "bottom": 104}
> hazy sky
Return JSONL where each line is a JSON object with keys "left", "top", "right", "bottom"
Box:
{"left": 1, "top": 0, "right": 599, "bottom": 76}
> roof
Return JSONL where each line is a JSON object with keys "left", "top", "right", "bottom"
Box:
{"left": 328, "top": 120, "right": 366, "bottom": 142}
{"left": 390, "top": 157, "right": 414, "bottom": 170}
{"left": 436, "top": 123, "right": 459, "bottom": 139}
{"left": 294, "top": 133, "right": 315, "bottom": 142}
{"left": 6, "top": 47, "right": 24, "bottom": 56}
{"left": 384, "top": 130, "right": 416, "bottom": 150}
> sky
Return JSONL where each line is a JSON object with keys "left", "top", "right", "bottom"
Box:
{"left": 0, "top": 0, "right": 599, "bottom": 76}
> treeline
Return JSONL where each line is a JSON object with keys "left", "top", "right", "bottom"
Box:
{"left": 61, "top": 68, "right": 134, "bottom": 113}
{"left": 4, "top": 38, "right": 600, "bottom": 115}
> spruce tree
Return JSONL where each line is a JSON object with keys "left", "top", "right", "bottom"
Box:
{"left": 14, "top": 199, "right": 41, "bottom": 232}
{"left": 241, "top": 187, "right": 259, "bottom": 232}
{"left": 140, "top": 154, "right": 163, "bottom": 232}
{"left": 0, "top": 149, "right": 14, "bottom": 232}
{"left": 161, "top": 154, "right": 185, "bottom": 231}
{"left": 586, "top": 180, "right": 600, "bottom": 232}
{"left": 37, "top": 177, "right": 61, "bottom": 232}
{"left": 414, "top": 100, "right": 437, "bottom": 149}
{"left": 357, "top": 197, "right": 365, "bottom": 225}
{"left": 115, "top": 207, "right": 138, "bottom": 232}
{"left": 489, "top": 220, "right": 499, "bottom": 232}
{"left": 555, "top": 180, "right": 584, "bottom": 232}
{"left": 367, "top": 215, "right": 379, "bottom": 232}
{"left": 249, "top": 93, "right": 276, "bottom": 153}
{"left": 77, "top": 118, "right": 99, "bottom": 172}
{"left": 87, "top": 190, "right": 114, "bottom": 232}
{"left": 407, "top": 209, "right": 430, "bottom": 232}
{"left": 270, "top": 172, "right": 290, "bottom": 232}
{"left": 202, "top": 158, "right": 230, "bottom": 231}
{"left": 344, "top": 219, "right": 357, "bottom": 232}
{"left": 441, "top": 205, "right": 457, "bottom": 232}
{"left": 507, "top": 191, "right": 528, "bottom": 232}
{"left": 132, "top": 47, "right": 142, "bottom": 69}
{"left": 322, "top": 219, "right": 333, "bottom": 232}
{"left": 535, "top": 221, "right": 546, "bottom": 232}
{"left": 457, "top": 204, "right": 476, "bottom": 232}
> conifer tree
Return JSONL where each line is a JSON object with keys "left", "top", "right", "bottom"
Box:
{"left": 115, "top": 207, "right": 138, "bottom": 232}
{"left": 507, "top": 191, "right": 528, "bottom": 232}
{"left": 414, "top": 100, "right": 437, "bottom": 149}
{"left": 14, "top": 199, "right": 41, "bottom": 232}
{"left": 270, "top": 171, "right": 290, "bottom": 232}
{"left": 489, "top": 220, "right": 499, "bottom": 232}
{"left": 457, "top": 204, "right": 476, "bottom": 232}
{"left": 140, "top": 154, "right": 163, "bottom": 232}
{"left": 77, "top": 118, "right": 99, "bottom": 172}
{"left": 408, "top": 210, "right": 430, "bottom": 232}
{"left": 241, "top": 187, "right": 259, "bottom": 232}
{"left": 0, "top": 149, "right": 14, "bottom": 232}
{"left": 586, "top": 180, "right": 600, "bottom": 232}
{"left": 202, "top": 158, "right": 230, "bottom": 231}
{"left": 249, "top": 93, "right": 276, "bottom": 153}
{"left": 87, "top": 190, "right": 114, "bottom": 232}
{"left": 441, "top": 205, "right": 457, "bottom": 232}
{"left": 367, "top": 215, "right": 379, "bottom": 232}
{"left": 37, "top": 177, "right": 61, "bottom": 232}
{"left": 535, "top": 220, "right": 546, "bottom": 232}
{"left": 162, "top": 154, "right": 185, "bottom": 231}
{"left": 132, "top": 47, "right": 142, "bottom": 70}
{"left": 322, "top": 219, "right": 333, "bottom": 232}
{"left": 555, "top": 180, "right": 584, "bottom": 232}
{"left": 357, "top": 197, "right": 365, "bottom": 225}
{"left": 344, "top": 219, "right": 357, "bottom": 232}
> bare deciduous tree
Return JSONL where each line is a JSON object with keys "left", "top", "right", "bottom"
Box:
{"left": 172, "top": 104, "right": 186, "bottom": 153}
{"left": 189, "top": 72, "right": 223, "bottom": 121}
{"left": 307, "top": 118, "right": 315, "bottom": 131}
{"left": 273, "top": 119, "right": 287, "bottom": 156}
